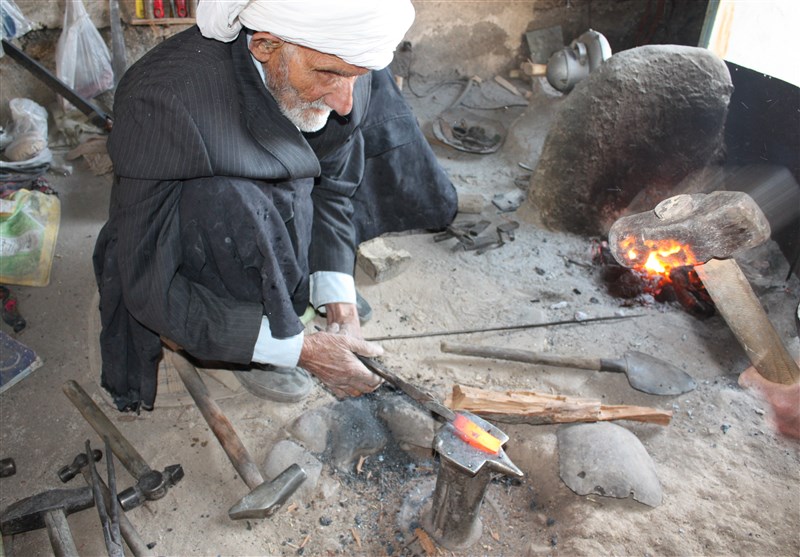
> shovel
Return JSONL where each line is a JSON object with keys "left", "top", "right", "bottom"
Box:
{"left": 440, "top": 342, "right": 696, "bottom": 395}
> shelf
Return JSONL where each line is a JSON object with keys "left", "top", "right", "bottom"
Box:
{"left": 129, "top": 17, "right": 195, "bottom": 26}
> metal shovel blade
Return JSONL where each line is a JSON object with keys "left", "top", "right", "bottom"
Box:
{"left": 619, "top": 351, "right": 696, "bottom": 395}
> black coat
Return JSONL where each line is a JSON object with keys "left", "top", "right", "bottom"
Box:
{"left": 94, "top": 27, "right": 456, "bottom": 410}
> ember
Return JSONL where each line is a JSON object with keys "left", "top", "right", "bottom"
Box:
{"left": 594, "top": 240, "right": 714, "bottom": 318}
{"left": 618, "top": 236, "right": 699, "bottom": 273}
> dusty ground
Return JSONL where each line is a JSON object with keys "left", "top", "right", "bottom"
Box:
{"left": 1, "top": 76, "right": 798, "bottom": 557}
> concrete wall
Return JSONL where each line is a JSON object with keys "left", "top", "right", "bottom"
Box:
{"left": 0, "top": 0, "right": 708, "bottom": 123}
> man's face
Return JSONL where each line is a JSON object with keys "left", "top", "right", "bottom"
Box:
{"left": 254, "top": 37, "right": 369, "bottom": 133}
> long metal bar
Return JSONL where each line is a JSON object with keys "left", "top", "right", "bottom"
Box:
{"left": 1, "top": 39, "right": 113, "bottom": 131}
{"left": 87, "top": 440, "right": 124, "bottom": 557}
{"left": 365, "top": 313, "right": 642, "bottom": 342}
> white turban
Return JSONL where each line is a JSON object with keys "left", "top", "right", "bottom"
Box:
{"left": 196, "top": 0, "right": 415, "bottom": 70}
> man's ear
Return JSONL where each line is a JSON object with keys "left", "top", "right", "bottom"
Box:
{"left": 249, "top": 32, "right": 284, "bottom": 63}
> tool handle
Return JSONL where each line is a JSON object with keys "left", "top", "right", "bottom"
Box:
{"left": 44, "top": 508, "right": 80, "bottom": 557}
{"left": 695, "top": 258, "right": 800, "bottom": 384}
{"left": 440, "top": 342, "right": 604, "bottom": 371}
{"left": 167, "top": 351, "right": 265, "bottom": 490}
{"left": 358, "top": 356, "right": 456, "bottom": 422}
{"left": 63, "top": 381, "right": 152, "bottom": 480}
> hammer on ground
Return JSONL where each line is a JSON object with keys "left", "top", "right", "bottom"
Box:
{"left": 166, "top": 350, "right": 306, "bottom": 520}
{"left": 62, "top": 380, "right": 184, "bottom": 510}
{"left": 58, "top": 448, "right": 155, "bottom": 557}
{"left": 0, "top": 486, "right": 91, "bottom": 556}
{"left": 608, "top": 191, "right": 799, "bottom": 385}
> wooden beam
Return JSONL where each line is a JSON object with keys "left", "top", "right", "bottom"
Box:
{"left": 447, "top": 385, "right": 672, "bottom": 426}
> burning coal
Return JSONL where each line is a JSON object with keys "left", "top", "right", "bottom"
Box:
{"left": 594, "top": 239, "right": 714, "bottom": 318}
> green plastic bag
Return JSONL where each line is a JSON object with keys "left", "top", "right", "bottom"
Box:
{"left": 0, "top": 189, "right": 60, "bottom": 286}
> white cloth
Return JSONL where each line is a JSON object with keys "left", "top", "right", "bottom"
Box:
{"left": 196, "top": 0, "right": 414, "bottom": 70}
{"left": 252, "top": 271, "right": 354, "bottom": 367}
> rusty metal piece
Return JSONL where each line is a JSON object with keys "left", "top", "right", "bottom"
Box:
{"left": 0, "top": 458, "right": 16, "bottom": 478}
{"left": 434, "top": 220, "right": 491, "bottom": 249}
{"left": 421, "top": 412, "right": 523, "bottom": 551}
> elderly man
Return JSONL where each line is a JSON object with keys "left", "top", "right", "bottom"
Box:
{"left": 94, "top": 0, "right": 457, "bottom": 411}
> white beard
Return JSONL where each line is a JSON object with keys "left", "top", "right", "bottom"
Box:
{"left": 279, "top": 99, "right": 331, "bottom": 132}
{"left": 264, "top": 55, "right": 332, "bottom": 132}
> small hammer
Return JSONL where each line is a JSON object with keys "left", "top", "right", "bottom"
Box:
{"left": 609, "top": 191, "right": 799, "bottom": 385}
{"left": 62, "top": 381, "right": 184, "bottom": 510}
{"left": 57, "top": 449, "right": 155, "bottom": 557}
{"left": 167, "top": 350, "right": 306, "bottom": 519}
{"left": 0, "top": 486, "right": 92, "bottom": 556}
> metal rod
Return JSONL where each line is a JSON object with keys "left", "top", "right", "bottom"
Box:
{"left": 1, "top": 39, "right": 113, "bottom": 131}
{"left": 86, "top": 440, "right": 123, "bottom": 557}
{"left": 365, "top": 313, "right": 642, "bottom": 342}
{"left": 104, "top": 437, "right": 124, "bottom": 556}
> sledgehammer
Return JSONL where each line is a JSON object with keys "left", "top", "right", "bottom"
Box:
{"left": 167, "top": 350, "right": 306, "bottom": 519}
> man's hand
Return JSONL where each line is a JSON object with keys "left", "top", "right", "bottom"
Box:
{"left": 739, "top": 365, "right": 800, "bottom": 440}
{"left": 323, "top": 302, "right": 361, "bottom": 338}
{"left": 298, "top": 329, "right": 383, "bottom": 398}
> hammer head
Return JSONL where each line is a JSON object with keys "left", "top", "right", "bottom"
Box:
{"left": 228, "top": 463, "right": 306, "bottom": 520}
{"left": 608, "top": 191, "right": 771, "bottom": 268}
{"left": 0, "top": 487, "right": 94, "bottom": 534}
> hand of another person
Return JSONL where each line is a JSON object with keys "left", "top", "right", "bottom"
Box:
{"left": 323, "top": 302, "right": 362, "bottom": 338}
{"left": 738, "top": 365, "right": 800, "bottom": 440}
{"left": 299, "top": 329, "right": 383, "bottom": 398}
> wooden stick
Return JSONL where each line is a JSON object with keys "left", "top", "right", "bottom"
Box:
{"left": 447, "top": 385, "right": 672, "bottom": 426}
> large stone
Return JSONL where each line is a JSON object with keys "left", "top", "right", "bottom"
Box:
{"left": 262, "top": 439, "right": 323, "bottom": 502}
{"left": 286, "top": 407, "right": 331, "bottom": 454}
{"left": 529, "top": 45, "right": 733, "bottom": 236}
{"left": 376, "top": 394, "right": 437, "bottom": 459}
{"left": 326, "top": 398, "right": 389, "bottom": 472}
{"left": 557, "top": 422, "right": 662, "bottom": 507}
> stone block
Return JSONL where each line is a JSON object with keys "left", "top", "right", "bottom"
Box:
{"left": 357, "top": 238, "right": 412, "bottom": 283}
{"left": 262, "top": 439, "right": 323, "bottom": 502}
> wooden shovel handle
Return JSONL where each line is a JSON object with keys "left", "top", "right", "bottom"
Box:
{"left": 440, "top": 342, "right": 603, "bottom": 371}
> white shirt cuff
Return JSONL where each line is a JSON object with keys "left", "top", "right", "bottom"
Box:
{"left": 310, "top": 271, "right": 356, "bottom": 309}
{"left": 251, "top": 316, "right": 304, "bottom": 368}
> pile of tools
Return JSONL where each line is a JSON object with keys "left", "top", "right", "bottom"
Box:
{"left": 434, "top": 219, "right": 519, "bottom": 254}
{"left": 1, "top": 381, "right": 183, "bottom": 556}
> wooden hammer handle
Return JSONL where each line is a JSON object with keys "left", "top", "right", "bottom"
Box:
{"left": 63, "top": 381, "right": 152, "bottom": 480}
{"left": 695, "top": 258, "right": 799, "bottom": 384}
{"left": 167, "top": 351, "right": 265, "bottom": 490}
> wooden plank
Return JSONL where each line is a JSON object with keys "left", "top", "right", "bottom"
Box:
{"left": 447, "top": 385, "right": 672, "bottom": 426}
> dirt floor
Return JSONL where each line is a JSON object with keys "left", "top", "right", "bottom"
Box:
{"left": 1, "top": 75, "right": 799, "bottom": 557}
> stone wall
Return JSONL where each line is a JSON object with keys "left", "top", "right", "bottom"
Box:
{"left": 0, "top": 0, "right": 709, "bottom": 123}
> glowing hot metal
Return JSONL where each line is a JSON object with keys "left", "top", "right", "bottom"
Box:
{"left": 452, "top": 413, "right": 502, "bottom": 454}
